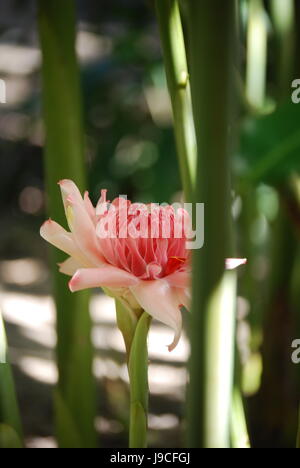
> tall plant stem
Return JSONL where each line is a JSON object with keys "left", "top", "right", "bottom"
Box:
{"left": 128, "top": 312, "right": 151, "bottom": 448}
{"left": 231, "top": 385, "right": 250, "bottom": 448}
{"left": 116, "top": 302, "right": 151, "bottom": 448}
{"left": 271, "top": 0, "right": 295, "bottom": 100}
{"left": 155, "top": 0, "right": 196, "bottom": 202}
{"left": 257, "top": 203, "right": 298, "bottom": 447}
{"left": 246, "top": 0, "right": 267, "bottom": 111}
{"left": 38, "top": 0, "right": 96, "bottom": 448}
{"left": 0, "top": 311, "right": 23, "bottom": 448}
{"left": 186, "top": 0, "right": 237, "bottom": 448}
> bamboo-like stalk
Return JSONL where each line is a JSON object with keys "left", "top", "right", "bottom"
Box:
{"left": 0, "top": 312, "right": 23, "bottom": 448}
{"left": 271, "top": 0, "right": 295, "bottom": 99}
{"left": 154, "top": 0, "right": 196, "bottom": 202}
{"left": 246, "top": 0, "right": 267, "bottom": 110}
{"left": 37, "top": 0, "right": 96, "bottom": 448}
{"left": 186, "top": 0, "right": 237, "bottom": 448}
{"left": 231, "top": 387, "right": 250, "bottom": 448}
{"left": 128, "top": 312, "right": 151, "bottom": 448}
{"left": 116, "top": 301, "right": 151, "bottom": 448}
{"left": 257, "top": 203, "right": 297, "bottom": 447}
{"left": 290, "top": 177, "right": 300, "bottom": 448}
{"left": 253, "top": 0, "right": 299, "bottom": 448}
{"left": 236, "top": 1, "right": 268, "bottom": 447}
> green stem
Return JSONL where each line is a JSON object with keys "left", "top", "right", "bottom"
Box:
{"left": 257, "top": 201, "right": 298, "bottom": 447}
{"left": 116, "top": 302, "right": 151, "bottom": 447}
{"left": 186, "top": 0, "right": 237, "bottom": 448}
{"left": 128, "top": 312, "right": 151, "bottom": 448}
{"left": 37, "top": 0, "right": 96, "bottom": 448}
{"left": 246, "top": 0, "right": 268, "bottom": 111}
{"left": 155, "top": 0, "right": 196, "bottom": 202}
{"left": 115, "top": 299, "right": 138, "bottom": 359}
{"left": 116, "top": 301, "right": 151, "bottom": 449}
{"left": 271, "top": 0, "right": 295, "bottom": 100}
{"left": 0, "top": 311, "right": 23, "bottom": 448}
{"left": 231, "top": 387, "right": 250, "bottom": 448}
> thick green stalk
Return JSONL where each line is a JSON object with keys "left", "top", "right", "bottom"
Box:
{"left": 0, "top": 312, "right": 23, "bottom": 448}
{"left": 271, "top": 0, "right": 295, "bottom": 100}
{"left": 128, "top": 312, "right": 151, "bottom": 448}
{"left": 116, "top": 301, "right": 151, "bottom": 448}
{"left": 231, "top": 387, "right": 250, "bottom": 448}
{"left": 257, "top": 203, "right": 298, "bottom": 447}
{"left": 115, "top": 299, "right": 138, "bottom": 359}
{"left": 155, "top": 0, "right": 196, "bottom": 202}
{"left": 37, "top": 0, "right": 96, "bottom": 448}
{"left": 186, "top": 1, "right": 236, "bottom": 448}
{"left": 246, "top": 0, "right": 267, "bottom": 110}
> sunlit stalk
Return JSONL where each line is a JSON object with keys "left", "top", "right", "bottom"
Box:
{"left": 246, "top": 0, "right": 267, "bottom": 110}
{"left": 0, "top": 311, "right": 23, "bottom": 448}
{"left": 155, "top": 0, "right": 196, "bottom": 202}
{"left": 271, "top": 0, "right": 295, "bottom": 99}
{"left": 37, "top": 0, "right": 96, "bottom": 448}
{"left": 231, "top": 387, "right": 250, "bottom": 448}
{"left": 186, "top": 0, "right": 237, "bottom": 448}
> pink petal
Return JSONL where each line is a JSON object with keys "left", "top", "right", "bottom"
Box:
{"left": 95, "top": 189, "right": 108, "bottom": 216}
{"left": 130, "top": 279, "right": 182, "bottom": 351}
{"left": 64, "top": 195, "right": 104, "bottom": 266}
{"left": 166, "top": 270, "right": 190, "bottom": 287}
{"left": 155, "top": 238, "right": 168, "bottom": 267}
{"left": 58, "top": 179, "right": 83, "bottom": 212}
{"left": 58, "top": 257, "right": 82, "bottom": 276}
{"left": 176, "top": 287, "right": 191, "bottom": 310}
{"left": 145, "top": 262, "right": 162, "bottom": 279}
{"left": 69, "top": 266, "right": 139, "bottom": 292}
{"left": 58, "top": 180, "right": 103, "bottom": 265}
{"left": 84, "top": 191, "right": 96, "bottom": 221}
{"left": 40, "top": 219, "right": 87, "bottom": 265}
{"left": 225, "top": 258, "right": 247, "bottom": 270}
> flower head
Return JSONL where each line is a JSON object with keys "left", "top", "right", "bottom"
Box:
{"left": 40, "top": 179, "right": 246, "bottom": 351}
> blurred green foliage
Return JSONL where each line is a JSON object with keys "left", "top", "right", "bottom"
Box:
{"left": 239, "top": 100, "right": 300, "bottom": 184}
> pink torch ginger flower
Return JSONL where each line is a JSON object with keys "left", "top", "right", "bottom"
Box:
{"left": 40, "top": 180, "right": 246, "bottom": 351}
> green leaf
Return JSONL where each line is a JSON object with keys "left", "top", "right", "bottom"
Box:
{"left": 239, "top": 100, "right": 300, "bottom": 184}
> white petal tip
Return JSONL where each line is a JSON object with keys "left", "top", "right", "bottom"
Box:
{"left": 167, "top": 332, "right": 181, "bottom": 352}
{"left": 225, "top": 258, "right": 247, "bottom": 270}
{"left": 40, "top": 218, "right": 52, "bottom": 238}
{"left": 68, "top": 272, "right": 80, "bottom": 292}
{"left": 57, "top": 179, "right": 70, "bottom": 186}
